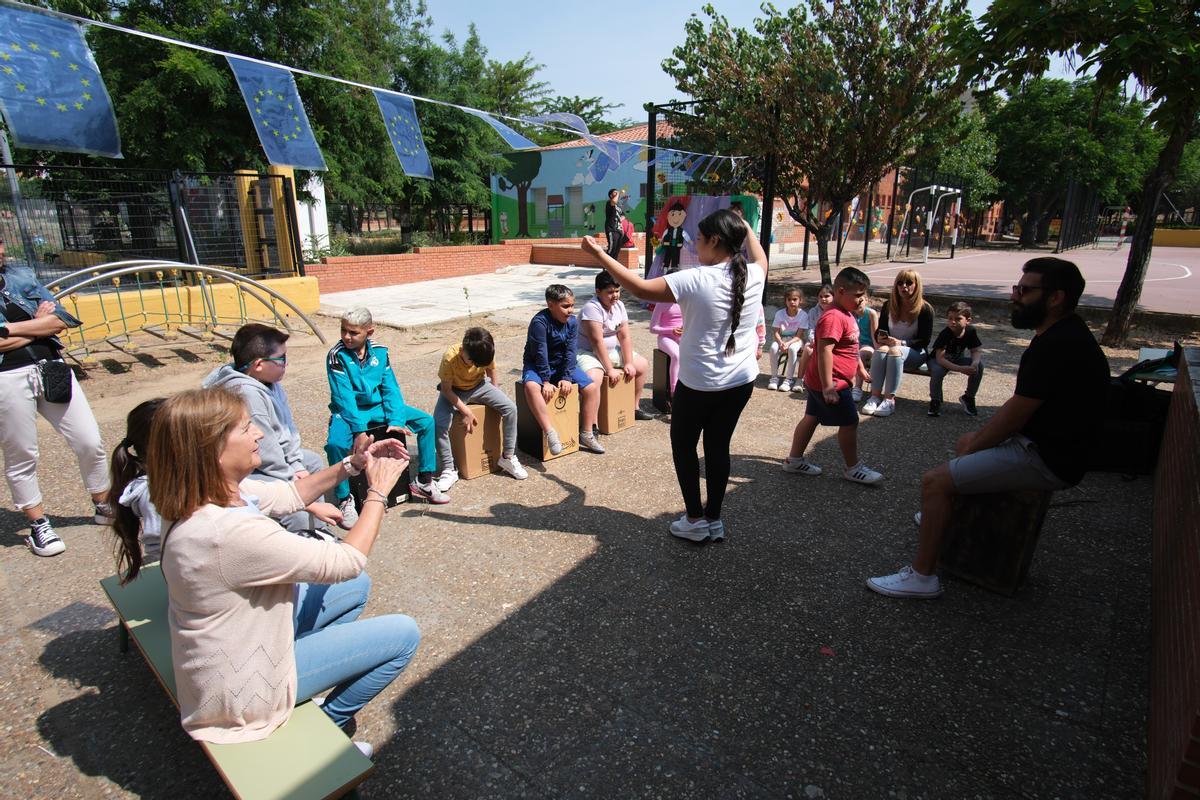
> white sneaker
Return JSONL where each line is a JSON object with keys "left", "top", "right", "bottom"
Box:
{"left": 94, "top": 501, "right": 115, "bottom": 526}
{"left": 669, "top": 515, "right": 710, "bottom": 542}
{"left": 766, "top": 378, "right": 779, "bottom": 391}
{"left": 782, "top": 456, "right": 822, "bottom": 475}
{"left": 844, "top": 462, "right": 883, "bottom": 485}
{"left": 873, "top": 398, "right": 896, "bottom": 417}
{"left": 497, "top": 454, "right": 528, "bottom": 480}
{"left": 354, "top": 741, "right": 374, "bottom": 759}
{"left": 851, "top": 387, "right": 864, "bottom": 402}
{"left": 578, "top": 431, "right": 606, "bottom": 454}
{"left": 435, "top": 468, "right": 459, "bottom": 493}
{"left": 779, "top": 379, "right": 792, "bottom": 393}
{"left": 866, "top": 565, "right": 943, "bottom": 599}
{"left": 545, "top": 430, "right": 563, "bottom": 455}
{"left": 26, "top": 518, "right": 66, "bottom": 557}
{"left": 707, "top": 519, "right": 725, "bottom": 542}
{"left": 861, "top": 396, "right": 881, "bottom": 415}
{"left": 791, "top": 382, "right": 805, "bottom": 394}
{"left": 337, "top": 496, "right": 358, "bottom": 530}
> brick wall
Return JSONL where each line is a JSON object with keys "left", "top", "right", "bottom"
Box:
{"left": 305, "top": 234, "right": 634, "bottom": 294}
{"left": 1152, "top": 348, "right": 1200, "bottom": 799}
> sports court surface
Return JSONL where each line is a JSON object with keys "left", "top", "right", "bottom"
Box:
{"left": 865, "top": 245, "right": 1199, "bottom": 315}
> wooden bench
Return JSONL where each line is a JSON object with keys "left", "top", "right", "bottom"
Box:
{"left": 99, "top": 564, "right": 374, "bottom": 800}
{"left": 938, "top": 489, "right": 1053, "bottom": 596}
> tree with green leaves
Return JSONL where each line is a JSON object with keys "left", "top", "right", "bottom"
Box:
{"left": 982, "top": 78, "right": 1156, "bottom": 246}
{"left": 964, "top": 0, "right": 1200, "bottom": 344}
{"left": 911, "top": 107, "right": 1000, "bottom": 215}
{"left": 478, "top": 54, "right": 551, "bottom": 120}
{"left": 662, "top": 0, "right": 971, "bottom": 284}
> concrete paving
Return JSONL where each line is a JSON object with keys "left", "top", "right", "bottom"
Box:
{"left": 321, "top": 264, "right": 604, "bottom": 330}
{"left": 0, "top": 262, "right": 1179, "bottom": 798}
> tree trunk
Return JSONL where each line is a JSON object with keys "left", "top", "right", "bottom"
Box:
{"left": 516, "top": 184, "right": 530, "bottom": 238}
{"left": 1102, "top": 104, "right": 1197, "bottom": 345}
{"left": 816, "top": 229, "right": 832, "bottom": 285}
{"left": 1020, "top": 194, "right": 1041, "bottom": 248}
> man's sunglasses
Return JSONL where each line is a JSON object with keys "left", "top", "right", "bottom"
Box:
{"left": 1011, "top": 284, "right": 1043, "bottom": 298}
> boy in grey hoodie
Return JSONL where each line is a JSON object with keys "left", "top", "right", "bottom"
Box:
{"left": 202, "top": 324, "right": 344, "bottom": 533}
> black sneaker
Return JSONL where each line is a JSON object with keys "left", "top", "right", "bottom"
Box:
{"left": 27, "top": 518, "right": 66, "bottom": 557}
{"left": 927, "top": 401, "right": 941, "bottom": 417}
{"left": 634, "top": 407, "right": 656, "bottom": 421}
{"left": 960, "top": 394, "right": 978, "bottom": 416}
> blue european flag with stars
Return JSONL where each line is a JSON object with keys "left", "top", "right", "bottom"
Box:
{"left": 227, "top": 56, "right": 326, "bottom": 171}
{"left": 374, "top": 90, "right": 433, "bottom": 180}
{"left": 0, "top": 6, "right": 121, "bottom": 158}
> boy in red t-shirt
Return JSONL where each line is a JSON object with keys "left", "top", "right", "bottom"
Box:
{"left": 783, "top": 267, "right": 883, "bottom": 485}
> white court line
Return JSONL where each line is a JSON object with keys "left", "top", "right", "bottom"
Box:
{"left": 1085, "top": 263, "right": 1192, "bottom": 283}
{"left": 864, "top": 258, "right": 1193, "bottom": 284}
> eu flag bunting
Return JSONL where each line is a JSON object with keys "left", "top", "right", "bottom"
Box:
{"left": 373, "top": 91, "right": 433, "bottom": 180}
{"left": 465, "top": 109, "right": 537, "bottom": 150}
{"left": 523, "top": 112, "right": 619, "bottom": 162}
{"left": 226, "top": 56, "right": 326, "bottom": 170}
{"left": 0, "top": 6, "right": 121, "bottom": 158}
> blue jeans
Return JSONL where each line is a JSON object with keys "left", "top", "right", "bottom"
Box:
{"left": 293, "top": 573, "right": 421, "bottom": 729}
{"left": 869, "top": 345, "right": 928, "bottom": 397}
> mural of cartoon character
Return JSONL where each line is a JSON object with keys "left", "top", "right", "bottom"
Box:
{"left": 499, "top": 211, "right": 510, "bottom": 237}
{"left": 583, "top": 203, "right": 596, "bottom": 231}
{"left": 657, "top": 198, "right": 691, "bottom": 274}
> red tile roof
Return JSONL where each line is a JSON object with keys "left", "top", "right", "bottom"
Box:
{"left": 539, "top": 121, "right": 676, "bottom": 151}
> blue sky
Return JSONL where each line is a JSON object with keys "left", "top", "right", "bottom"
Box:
{"left": 420, "top": 1, "right": 1077, "bottom": 125}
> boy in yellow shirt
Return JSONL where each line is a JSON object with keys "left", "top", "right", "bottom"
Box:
{"left": 433, "top": 327, "right": 527, "bottom": 490}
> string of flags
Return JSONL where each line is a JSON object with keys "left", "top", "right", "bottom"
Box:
{"left": 0, "top": 0, "right": 744, "bottom": 182}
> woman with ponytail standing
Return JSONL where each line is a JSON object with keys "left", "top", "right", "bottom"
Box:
{"left": 108, "top": 399, "right": 165, "bottom": 577}
{"left": 583, "top": 207, "right": 767, "bottom": 543}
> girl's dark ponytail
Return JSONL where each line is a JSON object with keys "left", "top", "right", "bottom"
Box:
{"left": 109, "top": 441, "right": 144, "bottom": 584}
{"left": 724, "top": 250, "right": 748, "bottom": 355}
{"left": 108, "top": 399, "right": 164, "bottom": 585}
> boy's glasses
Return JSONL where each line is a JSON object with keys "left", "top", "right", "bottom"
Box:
{"left": 259, "top": 355, "right": 288, "bottom": 365}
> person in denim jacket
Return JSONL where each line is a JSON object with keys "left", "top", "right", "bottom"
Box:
{"left": 0, "top": 238, "right": 109, "bottom": 557}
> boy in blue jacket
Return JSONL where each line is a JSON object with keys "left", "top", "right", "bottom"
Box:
{"left": 521, "top": 284, "right": 602, "bottom": 454}
{"left": 326, "top": 306, "right": 448, "bottom": 525}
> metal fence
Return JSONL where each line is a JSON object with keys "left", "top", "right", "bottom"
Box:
{"left": 326, "top": 201, "right": 490, "bottom": 245}
{"left": 0, "top": 164, "right": 303, "bottom": 285}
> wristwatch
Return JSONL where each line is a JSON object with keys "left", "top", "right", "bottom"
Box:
{"left": 341, "top": 455, "right": 363, "bottom": 477}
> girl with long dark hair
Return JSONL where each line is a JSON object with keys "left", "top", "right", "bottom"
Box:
{"left": 108, "top": 398, "right": 164, "bottom": 580}
{"left": 582, "top": 207, "right": 768, "bottom": 542}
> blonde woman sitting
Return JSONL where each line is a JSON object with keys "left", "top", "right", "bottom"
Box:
{"left": 861, "top": 269, "right": 935, "bottom": 417}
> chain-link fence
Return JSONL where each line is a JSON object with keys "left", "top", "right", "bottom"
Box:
{"left": 0, "top": 164, "right": 303, "bottom": 285}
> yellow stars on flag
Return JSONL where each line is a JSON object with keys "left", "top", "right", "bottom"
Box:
{"left": 55, "top": 102, "right": 67, "bottom": 112}
{"left": 35, "top": 97, "right": 46, "bottom": 105}
{"left": 252, "top": 87, "right": 305, "bottom": 141}
{"left": 68, "top": 62, "right": 78, "bottom": 71}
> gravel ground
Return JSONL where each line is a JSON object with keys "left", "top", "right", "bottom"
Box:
{"left": 0, "top": 294, "right": 1186, "bottom": 799}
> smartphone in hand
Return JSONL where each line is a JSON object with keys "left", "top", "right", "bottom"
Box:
{"left": 876, "top": 328, "right": 889, "bottom": 342}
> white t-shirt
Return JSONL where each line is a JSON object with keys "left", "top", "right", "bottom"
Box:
{"left": 772, "top": 308, "right": 808, "bottom": 339}
{"left": 577, "top": 295, "right": 628, "bottom": 354}
{"left": 664, "top": 261, "right": 767, "bottom": 390}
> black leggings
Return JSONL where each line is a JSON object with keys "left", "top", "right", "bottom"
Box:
{"left": 605, "top": 226, "right": 625, "bottom": 258}
{"left": 670, "top": 380, "right": 754, "bottom": 520}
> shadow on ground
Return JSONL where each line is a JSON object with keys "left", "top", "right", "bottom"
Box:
{"left": 363, "top": 436, "right": 1150, "bottom": 798}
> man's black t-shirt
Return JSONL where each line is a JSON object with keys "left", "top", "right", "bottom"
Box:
{"left": 932, "top": 324, "right": 982, "bottom": 361}
{"left": 1014, "top": 314, "right": 1110, "bottom": 485}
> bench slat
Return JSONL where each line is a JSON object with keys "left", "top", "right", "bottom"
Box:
{"left": 100, "top": 564, "right": 373, "bottom": 800}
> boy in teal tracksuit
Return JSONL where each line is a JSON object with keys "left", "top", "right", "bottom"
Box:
{"left": 326, "top": 307, "right": 449, "bottom": 523}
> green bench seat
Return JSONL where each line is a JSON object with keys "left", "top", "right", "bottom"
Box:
{"left": 99, "top": 564, "right": 373, "bottom": 800}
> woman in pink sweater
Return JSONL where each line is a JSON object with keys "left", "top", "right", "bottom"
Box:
{"left": 117, "top": 387, "right": 416, "bottom": 752}
{"left": 649, "top": 300, "right": 683, "bottom": 402}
